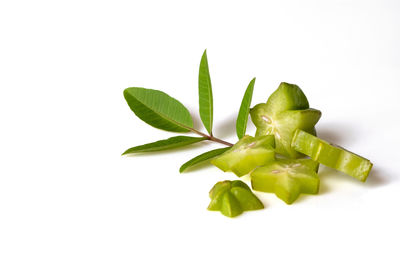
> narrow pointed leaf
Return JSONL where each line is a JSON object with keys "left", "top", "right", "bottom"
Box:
{"left": 236, "top": 78, "right": 256, "bottom": 139}
{"left": 124, "top": 87, "right": 193, "bottom": 132}
{"left": 179, "top": 147, "right": 230, "bottom": 173}
{"left": 198, "top": 50, "right": 213, "bottom": 134}
{"left": 122, "top": 136, "right": 207, "bottom": 155}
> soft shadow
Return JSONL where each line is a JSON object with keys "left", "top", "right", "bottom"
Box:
{"left": 318, "top": 176, "right": 331, "bottom": 194}
{"left": 213, "top": 113, "right": 237, "bottom": 139}
{"left": 316, "top": 128, "right": 343, "bottom": 145}
{"left": 190, "top": 112, "right": 203, "bottom": 131}
{"left": 316, "top": 122, "right": 356, "bottom": 145}
{"left": 291, "top": 194, "right": 314, "bottom": 204}
{"left": 317, "top": 165, "right": 390, "bottom": 192}
{"left": 315, "top": 167, "right": 346, "bottom": 195}
{"left": 364, "top": 167, "right": 390, "bottom": 187}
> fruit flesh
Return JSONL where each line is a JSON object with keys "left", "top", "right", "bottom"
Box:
{"left": 291, "top": 129, "right": 373, "bottom": 182}
{"left": 211, "top": 135, "right": 275, "bottom": 177}
{"left": 265, "top": 82, "right": 310, "bottom": 115}
{"left": 250, "top": 82, "right": 321, "bottom": 158}
{"left": 250, "top": 159, "right": 320, "bottom": 204}
{"left": 208, "top": 180, "right": 264, "bottom": 217}
{"left": 251, "top": 103, "right": 321, "bottom": 158}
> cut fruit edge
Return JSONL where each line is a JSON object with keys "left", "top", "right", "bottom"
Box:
{"left": 291, "top": 129, "right": 373, "bottom": 182}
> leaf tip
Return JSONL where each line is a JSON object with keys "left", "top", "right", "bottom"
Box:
{"left": 123, "top": 88, "right": 130, "bottom": 99}
{"left": 202, "top": 49, "right": 208, "bottom": 59}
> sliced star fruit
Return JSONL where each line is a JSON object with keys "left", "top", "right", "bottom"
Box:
{"left": 211, "top": 135, "right": 275, "bottom": 177}
{"left": 250, "top": 158, "right": 319, "bottom": 204}
{"left": 251, "top": 101, "right": 321, "bottom": 158}
{"left": 291, "top": 129, "right": 373, "bottom": 182}
{"left": 265, "top": 82, "right": 310, "bottom": 115}
{"left": 208, "top": 180, "right": 264, "bottom": 218}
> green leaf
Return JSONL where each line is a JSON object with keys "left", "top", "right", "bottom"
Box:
{"left": 198, "top": 49, "right": 213, "bottom": 134}
{"left": 236, "top": 78, "right": 256, "bottom": 139}
{"left": 122, "top": 136, "right": 207, "bottom": 155}
{"left": 124, "top": 87, "right": 193, "bottom": 132}
{"left": 179, "top": 147, "right": 230, "bottom": 173}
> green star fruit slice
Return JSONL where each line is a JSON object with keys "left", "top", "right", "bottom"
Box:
{"left": 230, "top": 187, "right": 265, "bottom": 211}
{"left": 250, "top": 159, "right": 320, "bottom": 204}
{"left": 220, "top": 192, "right": 243, "bottom": 217}
{"left": 211, "top": 135, "right": 275, "bottom": 177}
{"left": 251, "top": 105, "right": 321, "bottom": 158}
{"left": 265, "top": 82, "right": 309, "bottom": 115}
{"left": 291, "top": 129, "right": 373, "bottom": 182}
{"left": 208, "top": 180, "right": 264, "bottom": 218}
{"left": 208, "top": 180, "right": 231, "bottom": 203}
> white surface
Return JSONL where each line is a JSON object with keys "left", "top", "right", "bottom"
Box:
{"left": 1, "top": 0, "right": 399, "bottom": 266}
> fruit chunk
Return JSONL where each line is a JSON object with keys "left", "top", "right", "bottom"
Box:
{"left": 291, "top": 129, "right": 373, "bottom": 182}
{"left": 251, "top": 159, "right": 320, "bottom": 204}
{"left": 208, "top": 180, "right": 264, "bottom": 217}
{"left": 211, "top": 135, "right": 275, "bottom": 177}
{"left": 250, "top": 82, "right": 321, "bottom": 158}
{"left": 265, "top": 82, "right": 310, "bottom": 115}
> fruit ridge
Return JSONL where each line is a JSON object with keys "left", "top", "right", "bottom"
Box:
{"left": 211, "top": 135, "right": 275, "bottom": 177}
{"left": 208, "top": 180, "right": 264, "bottom": 217}
{"left": 291, "top": 129, "right": 373, "bottom": 182}
{"left": 250, "top": 158, "right": 320, "bottom": 204}
{"left": 250, "top": 82, "right": 321, "bottom": 158}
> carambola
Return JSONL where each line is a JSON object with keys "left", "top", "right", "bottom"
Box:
{"left": 208, "top": 180, "right": 264, "bottom": 217}
{"left": 211, "top": 135, "right": 275, "bottom": 177}
{"left": 251, "top": 158, "right": 320, "bottom": 204}
{"left": 250, "top": 82, "right": 321, "bottom": 158}
{"left": 291, "top": 129, "right": 373, "bottom": 182}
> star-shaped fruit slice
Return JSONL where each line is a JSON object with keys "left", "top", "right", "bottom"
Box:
{"left": 208, "top": 180, "right": 264, "bottom": 217}
{"left": 211, "top": 135, "right": 275, "bottom": 177}
{"left": 250, "top": 158, "right": 319, "bottom": 204}
{"left": 291, "top": 129, "right": 373, "bottom": 182}
{"left": 263, "top": 82, "right": 310, "bottom": 115}
{"left": 250, "top": 82, "right": 321, "bottom": 158}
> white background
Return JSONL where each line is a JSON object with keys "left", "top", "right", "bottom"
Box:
{"left": 1, "top": 0, "right": 399, "bottom": 266}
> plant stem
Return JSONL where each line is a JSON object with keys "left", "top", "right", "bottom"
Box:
{"left": 189, "top": 128, "right": 233, "bottom": 147}
{"left": 210, "top": 136, "right": 234, "bottom": 147}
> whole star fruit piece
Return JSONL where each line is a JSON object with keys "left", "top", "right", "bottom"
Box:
{"left": 250, "top": 158, "right": 320, "bottom": 204}
{"left": 265, "top": 82, "right": 310, "bottom": 115}
{"left": 251, "top": 102, "right": 321, "bottom": 158}
{"left": 211, "top": 135, "right": 275, "bottom": 177}
{"left": 291, "top": 129, "right": 373, "bottom": 182}
{"left": 208, "top": 180, "right": 264, "bottom": 218}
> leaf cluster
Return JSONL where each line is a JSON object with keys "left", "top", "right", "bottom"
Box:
{"left": 122, "top": 50, "right": 256, "bottom": 172}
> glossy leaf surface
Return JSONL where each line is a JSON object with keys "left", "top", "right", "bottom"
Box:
{"left": 122, "top": 136, "right": 207, "bottom": 155}
{"left": 179, "top": 147, "right": 230, "bottom": 173}
{"left": 236, "top": 78, "right": 256, "bottom": 139}
{"left": 124, "top": 87, "right": 193, "bottom": 132}
{"left": 198, "top": 50, "right": 213, "bottom": 134}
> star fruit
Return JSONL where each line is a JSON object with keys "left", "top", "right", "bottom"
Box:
{"left": 208, "top": 180, "right": 264, "bottom": 217}
{"left": 250, "top": 158, "right": 320, "bottom": 204}
{"left": 211, "top": 135, "right": 275, "bottom": 177}
{"left": 291, "top": 129, "right": 373, "bottom": 182}
{"left": 250, "top": 82, "right": 321, "bottom": 158}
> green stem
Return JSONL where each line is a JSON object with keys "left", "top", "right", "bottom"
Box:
{"left": 189, "top": 128, "right": 233, "bottom": 147}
